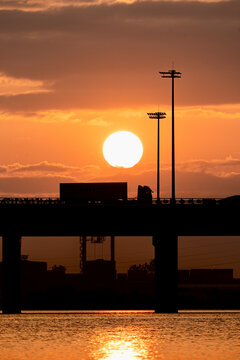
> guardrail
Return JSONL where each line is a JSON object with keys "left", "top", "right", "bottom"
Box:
{"left": 0, "top": 197, "right": 223, "bottom": 205}
{"left": 152, "top": 198, "right": 222, "bottom": 205}
{"left": 0, "top": 197, "right": 61, "bottom": 205}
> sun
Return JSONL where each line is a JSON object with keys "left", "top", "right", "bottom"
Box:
{"left": 103, "top": 131, "right": 143, "bottom": 168}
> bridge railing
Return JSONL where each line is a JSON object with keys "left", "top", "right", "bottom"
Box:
{"left": 0, "top": 197, "right": 61, "bottom": 205}
{"left": 0, "top": 197, "right": 222, "bottom": 205}
{"left": 151, "top": 198, "right": 222, "bottom": 205}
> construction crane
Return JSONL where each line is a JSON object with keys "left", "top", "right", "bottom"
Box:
{"left": 79, "top": 236, "right": 115, "bottom": 274}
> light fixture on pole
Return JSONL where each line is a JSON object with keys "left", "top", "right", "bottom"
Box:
{"left": 147, "top": 112, "right": 166, "bottom": 203}
{"left": 159, "top": 69, "right": 181, "bottom": 204}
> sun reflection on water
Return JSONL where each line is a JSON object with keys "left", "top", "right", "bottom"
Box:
{"left": 98, "top": 339, "right": 146, "bottom": 360}
{"left": 89, "top": 326, "right": 148, "bottom": 360}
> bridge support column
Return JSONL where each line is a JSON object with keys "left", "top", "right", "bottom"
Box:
{"left": 2, "top": 233, "right": 21, "bottom": 314}
{"left": 153, "top": 232, "right": 178, "bottom": 313}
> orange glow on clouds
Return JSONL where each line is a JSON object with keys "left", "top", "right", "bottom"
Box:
{"left": 0, "top": 73, "right": 52, "bottom": 96}
{"left": 0, "top": 104, "right": 239, "bottom": 197}
{"left": 0, "top": 0, "right": 239, "bottom": 198}
{"left": 0, "top": 0, "right": 228, "bottom": 11}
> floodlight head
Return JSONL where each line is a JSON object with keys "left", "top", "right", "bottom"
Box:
{"left": 159, "top": 69, "right": 182, "bottom": 78}
{"left": 147, "top": 112, "right": 166, "bottom": 119}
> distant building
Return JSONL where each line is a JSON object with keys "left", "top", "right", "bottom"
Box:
{"left": 0, "top": 257, "right": 48, "bottom": 296}
{"left": 21, "top": 259, "right": 47, "bottom": 277}
{"left": 84, "top": 259, "right": 116, "bottom": 282}
{"left": 178, "top": 269, "right": 234, "bottom": 284}
{"left": 126, "top": 263, "right": 234, "bottom": 284}
{"left": 0, "top": 257, "right": 47, "bottom": 279}
{"left": 117, "top": 273, "right": 128, "bottom": 281}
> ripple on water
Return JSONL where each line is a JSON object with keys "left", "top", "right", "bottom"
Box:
{"left": 0, "top": 310, "right": 240, "bottom": 360}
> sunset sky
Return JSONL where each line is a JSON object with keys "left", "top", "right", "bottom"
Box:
{"left": 0, "top": 0, "right": 239, "bottom": 274}
{"left": 0, "top": 0, "right": 239, "bottom": 198}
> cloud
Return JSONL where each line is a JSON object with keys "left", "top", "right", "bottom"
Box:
{"left": 0, "top": 161, "right": 100, "bottom": 177}
{"left": 90, "top": 167, "right": 240, "bottom": 198}
{"left": 1, "top": 156, "right": 240, "bottom": 197}
{"left": 0, "top": 1, "right": 238, "bottom": 110}
{"left": 0, "top": 0, "right": 233, "bottom": 12}
{"left": 84, "top": 155, "right": 240, "bottom": 198}
{"left": 175, "top": 170, "right": 240, "bottom": 198}
{"left": 0, "top": 1, "right": 238, "bottom": 34}
{"left": 87, "top": 117, "right": 112, "bottom": 126}
{"left": 9, "top": 161, "right": 78, "bottom": 173}
{"left": 0, "top": 109, "right": 84, "bottom": 123}
{"left": 0, "top": 107, "right": 142, "bottom": 123}
{"left": 0, "top": 161, "right": 101, "bottom": 196}
{"left": 0, "top": 0, "right": 103, "bottom": 11}
{"left": 0, "top": 72, "right": 52, "bottom": 96}
{"left": 177, "top": 156, "right": 240, "bottom": 178}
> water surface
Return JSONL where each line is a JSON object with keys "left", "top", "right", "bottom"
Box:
{"left": 0, "top": 310, "right": 240, "bottom": 359}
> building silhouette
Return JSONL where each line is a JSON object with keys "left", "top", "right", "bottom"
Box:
{"left": 1, "top": 254, "right": 239, "bottom": 310}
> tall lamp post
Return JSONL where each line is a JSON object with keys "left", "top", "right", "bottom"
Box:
{"left": 159, "top": 69, "right": 181, "bottom": 203}
{"left": 147, "top": 112, "right": 166, "bottom": 203}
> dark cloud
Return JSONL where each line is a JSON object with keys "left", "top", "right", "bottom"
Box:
{"left": 0, "top": 1, "right": 238, "bottom": 110}
{"left": 0, "top": 1, "right": 239, "bottom": 33}
{"left": 0, "top": 0, "right": 100, "bottom": 11}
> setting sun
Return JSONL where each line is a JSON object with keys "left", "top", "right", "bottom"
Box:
{"left": 103, "top": 131, "right": 143, "bottom": 168}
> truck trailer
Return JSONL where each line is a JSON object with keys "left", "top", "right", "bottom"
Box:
{"left": 60, "top": 182, "right": 128, "bottom": 203}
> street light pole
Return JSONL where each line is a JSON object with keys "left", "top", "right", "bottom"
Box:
{"left": 159, "top": 69, "right": 181, "bottom": 203}
{"left": 157, "top": 113, "right": 160, "bottom": 202}
{"left": 147, "top": 112, "right": 166, "bottom": 203}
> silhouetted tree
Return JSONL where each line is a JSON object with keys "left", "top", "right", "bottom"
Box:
{"left": 52, "top": 265, "right": 66, "bottom": 274}
{"left": 128, "top": 260, "right": 154, "bottom": 281}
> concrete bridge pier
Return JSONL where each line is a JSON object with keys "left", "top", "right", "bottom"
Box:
{"left": 2, "top": 233, "right": 21, "bottom": 314}
{"left": 153, "top": 232, "right": 178, "bottom": 313}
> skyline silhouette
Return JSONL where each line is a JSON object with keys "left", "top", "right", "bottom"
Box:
{"left": 1, "top": 184, "right": 240, "bottom": 313}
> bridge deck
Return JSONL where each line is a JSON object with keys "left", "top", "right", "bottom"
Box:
{"left": 0, "top": 198, "right": 239, "bottom": 236}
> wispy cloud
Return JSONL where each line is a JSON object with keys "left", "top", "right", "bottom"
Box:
{"left": 177, "top": 156, "right": 240, "bottom": 178}
{"left": 0, "top": 108, "right": 143, "bottom": 123}
{"left": 0, "top": 72, "right": 52, "bottom": 96}
{"left": 0, "top": 161, "right": 100, "bottom": 177}
{"left": 87, "top": 117, "right": 112, "bottom": 127}
{"left": 0, "top": 161, "right": 101, "bottom": 197}
{"left": 0, "top": 0, "right": 231, "bottom": 12}
{"left": 0, "top": 109, "right": 83, "bottom": 123}
{"left": 0, "top": 157, "right": 240, "bottom": 197}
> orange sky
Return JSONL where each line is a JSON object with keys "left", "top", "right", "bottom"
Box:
{"left": 0, "top": 0, "right": 239, "bottom": 198}
{"left": 0, "top": 0, "right": 240, "bottom": 274}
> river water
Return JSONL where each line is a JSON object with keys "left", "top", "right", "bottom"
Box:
{"left": 0, "top": 311, "right": 240, "bottom": 360}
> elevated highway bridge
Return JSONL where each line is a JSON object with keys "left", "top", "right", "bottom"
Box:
{"left": 1, "top": 196, "right": 240, "bottom": 314}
